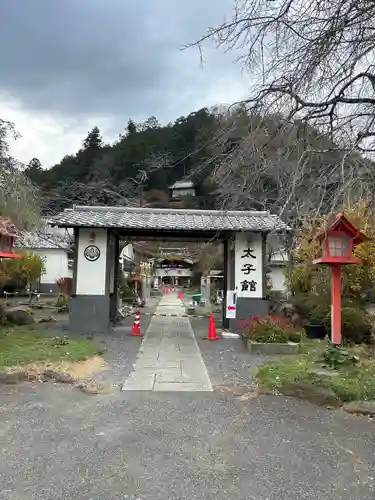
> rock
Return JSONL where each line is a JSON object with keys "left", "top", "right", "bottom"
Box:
{"left": 5, "top": 308, "right": 35, "bottom": 325}
{"left": 309, "top": 367, "right": 339, "bottom": 378}
{"left": 342, "top": 401, "right": 375, "bottom": 416}
{"left": 44, "top": 370, "right": 76, "bottom": 384}
{"left": 38, "top": 316, "right": 57, "bottom": 323}
{"left": 77, "top": 380, "right": 113, "bottom": 394}
{"left": 0, "top": 370, "right": 27, "bottom": 384}
{"left": 279, "top": 382, "right": 341, "bottom": 407}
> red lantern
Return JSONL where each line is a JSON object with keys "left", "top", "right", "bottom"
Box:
{"left": 313, "top": 212, "right": 368, "bottom": 344}
{"left": 313, "top": 212, "right": 366, "bottom": 265}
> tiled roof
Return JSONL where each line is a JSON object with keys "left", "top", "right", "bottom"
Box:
{"left": 169, "top": 181, "right": 195, "bottom": 189}
{"left": 51, "top": 206, "right": 290, "bottom": 232}
{"left": 15, "top": 231, "right": 71, "bottom": 250}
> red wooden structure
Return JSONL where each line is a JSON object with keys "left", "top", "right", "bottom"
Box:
{"left": 313, "top": 212, "right": 367, "bottom": 344}
{"left": 0, "top": 217, "right": 20, "bottom": 259}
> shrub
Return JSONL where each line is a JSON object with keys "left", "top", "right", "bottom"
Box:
{"left": 292, "top": 292, "right": 372, "bottom": 344}
{"left": 288, "top": 203, "right": 375, "bottom": 300}
{"left": 243, "top": 315, "right": 304, "bottom": 343}
{"left": 324, "top": 306, "right": 372, "bottom": 344}
{"left": 56, "top": 293, "right": 69, "bottom": 308}
{"left": 291, "top": 293, "right": 329, "bottom": 323}
{"left": 0, "top": 252, "right": 45, "bottom": 293}
{"left": 320, "top": 344, "right": 359, "bottom": 370}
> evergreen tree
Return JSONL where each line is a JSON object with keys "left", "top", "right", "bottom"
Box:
{"left": 25, "top": 157, "right": 43, "bottom": 185}
{"left": 126, "top": 119, "right": 137, "bottom": 135}
{"left": 82, "top": 126, "right": 103, "bottom": 151}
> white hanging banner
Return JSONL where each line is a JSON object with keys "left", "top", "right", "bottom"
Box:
{"left": 226, "top": 290, "right": 237, "bottom": 319}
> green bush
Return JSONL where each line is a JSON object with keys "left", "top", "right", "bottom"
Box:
{"left": 243, "top": 315, "right": 304, "bottom": 343}
{"left": 291, "top": 293, "right": 329, "bottom": 323}
{"left": 324, "top": 306, "right": 372, "bottom": 344}
{"left": 320, "top": 344, "right": 359, "bottom": 370}
{"left": 292, "top": 292, "right": 372, "bottom": 344}
{"left": 0, "top": 252, "right": 45, "bottom": 293}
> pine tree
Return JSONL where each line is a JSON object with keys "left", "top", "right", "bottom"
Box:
{"left": 25, "top": 157, "right": 43, "bottom": 185}
{"left": 126, "top": 119, "right": 137, "bottom": 135}
{"left": 82, "top": 126, "right": 103, "bottom": 151}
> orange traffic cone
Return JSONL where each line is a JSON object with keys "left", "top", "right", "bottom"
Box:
{"left": 131, "top": 309, "right": 142, "bottom": 336}
{"left": 206, "top": 313, "right": 219, "bottom": 341}
{"left": 177, "top": 290, "right": 182, "bottom": 300}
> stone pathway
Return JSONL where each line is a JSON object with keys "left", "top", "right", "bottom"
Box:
{"left": 121, "top": 294, "right": 212, "bottom": 392}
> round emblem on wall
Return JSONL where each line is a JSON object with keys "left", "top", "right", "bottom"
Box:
{"left": 84, "top": 245, "right": 100, "bottom": 262}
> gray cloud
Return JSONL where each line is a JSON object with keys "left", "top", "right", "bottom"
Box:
{"left": 0, "top": 0, "right": 239, "bottom": 125}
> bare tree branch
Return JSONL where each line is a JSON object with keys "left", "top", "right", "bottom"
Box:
{"left": 188, "top": 0, "right": 375, "bottom": 152}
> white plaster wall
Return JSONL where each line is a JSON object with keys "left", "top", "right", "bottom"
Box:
{"left": 269, "top": 266, "right": 287, "bottom": 292}
{"left": 234, "top": 232, "right": 263, "bottom": 298}
{"left": 41, "top": 249, "right": 72, "bottom": 283}
{"left": 76, "top": 228, "right": 108, "bottom": 295}
{"left": 22, "top": 248, "right": 71, "bottom": 284}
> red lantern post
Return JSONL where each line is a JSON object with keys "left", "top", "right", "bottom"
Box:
{"left": 313, "top": 212, "right": 368, "bottom": 344}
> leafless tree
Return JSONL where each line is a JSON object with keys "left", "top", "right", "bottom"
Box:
{"left": 0, "top": 119, "right": 41, "bottom": 230}
{"left": 187, "top": 0, "right": 375, "bottom": 224}
{"left": 44, "top": 151, "right": 174, "bottom": 213}
{"left": 190, "top": 0, "right": 375, "bottom": 153}
{"left": 211, "top": 111, "right": 374, "bottom": 220}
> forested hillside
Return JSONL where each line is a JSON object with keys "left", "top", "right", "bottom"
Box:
{"left": 23, "top": 105, "right": 375, "bottom": 221}
{"left": 25, "top": 107, "right": 222, "bottom": 214}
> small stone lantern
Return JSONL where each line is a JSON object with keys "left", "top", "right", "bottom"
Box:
{"left": 313, "top": 212, "right": 367, "bottom": 344}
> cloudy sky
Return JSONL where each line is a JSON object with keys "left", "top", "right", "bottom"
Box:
{"left": 0, "top": 0, "right": 249, "bottom": 167}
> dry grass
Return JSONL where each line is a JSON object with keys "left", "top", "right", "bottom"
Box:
{"left": 0, "top": 327, "right": 103, "bottom": 371}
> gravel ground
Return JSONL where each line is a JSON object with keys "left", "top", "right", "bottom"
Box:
{"left": 1, "top": 307, "right": 375, "bottom": 499}
{"left": 191, "top": 317, "right": 278, "bottom": 387}
{"left": 86, "top": 299, "right": 159, "bottom": 386}
{"left": 1, "top": 383, "right": 375, "bottom": 500}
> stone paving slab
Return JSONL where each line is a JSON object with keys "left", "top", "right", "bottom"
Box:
{"left": 122, "top": 295, "right": 212, "bottom": 392}
{"left": 153, "top": 381, "right": 212, "bottom": 391}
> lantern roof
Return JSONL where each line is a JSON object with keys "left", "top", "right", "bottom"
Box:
{"left": 316, "top": 212, "right": 367, "bottom": 245}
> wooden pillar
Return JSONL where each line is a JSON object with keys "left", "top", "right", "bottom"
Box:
{"left": 331, "top": 265, "right": 342, "bottom": 344}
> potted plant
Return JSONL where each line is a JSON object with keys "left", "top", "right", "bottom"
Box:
{"left": 304, "top": 311, "right": 326, "bottom": 339}
{"left": 243, "top": 315, "right": 304, "bottom": 354}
